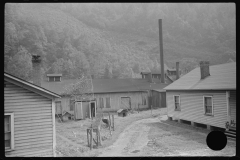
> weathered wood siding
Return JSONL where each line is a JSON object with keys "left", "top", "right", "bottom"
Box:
{"left": 57, "top": 92, "right": 149, "bottom": 112}
{"left": 4, "top": 81, "right": 54, "bottom": 157}
{"left": 151, "top": 90, "right": 166, "bottom": 108}
{"left": 95, "top": 92, "right": 149, "bottom": 112}
{"left": 229, "top": 90, "right": 236, "bottom": 123}
{"left": 166, "top": 90, "right": 228, "bottom": 129}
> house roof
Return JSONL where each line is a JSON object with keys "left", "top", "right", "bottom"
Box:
{"left": 163, "top": 62, "right": 236, "bottom": 90}
{"left": 41, "top": 78, "right": 170, "bottom": 95}
{"left": 4, "top": 72, "right": 61, "bottom": 99}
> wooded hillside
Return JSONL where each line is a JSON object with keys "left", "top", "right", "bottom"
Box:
{"left": 4, "top": 3, "right": 236, "bottom": 80}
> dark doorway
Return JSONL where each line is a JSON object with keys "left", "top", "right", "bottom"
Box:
{"left": 90, "top": 102, "right": 96, "bottom": 118}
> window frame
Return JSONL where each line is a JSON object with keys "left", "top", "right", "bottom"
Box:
{"left": 99, "top": 97, "right": 104, "bottom": 109}
{"left": 203, "top": 96, "right": 214, "bottom": 116}
{"left": 4, "top": 113, "right": 14, "bottom": 152}
{"left": 173, "top": 95, "right": 181, "bottom": 111}
{"left": 106, "top": 97, "right": 111, "bottom": 108}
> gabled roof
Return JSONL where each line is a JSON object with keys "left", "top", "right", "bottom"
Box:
{"left": 164, "top": 62, "right": 236, "bottom": 90}
{"left": 41, "top": 78, "right": 170, "bottom": 95}
{"left": 4, "top": 72, "right": 61, "bottom": 99}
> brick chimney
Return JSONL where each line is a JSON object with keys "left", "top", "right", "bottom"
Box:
{"left": 176, "top": 62, "right": 180, "bottom": 80}
{"left": 200, "top": 61, "right": 210, "bottom": 79}
{"left": 32, "top": 55, "right": 42, "bottom": 86}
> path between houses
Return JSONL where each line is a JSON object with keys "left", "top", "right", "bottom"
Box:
{"left": 97, "top": 116, "right": 165, "bottom": 157}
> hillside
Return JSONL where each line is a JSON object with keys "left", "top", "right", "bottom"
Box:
{"left": 4, "top": 3, "right": 236, "bottom": 81}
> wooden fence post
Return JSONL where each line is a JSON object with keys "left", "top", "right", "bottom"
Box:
{"left": 112, "top": 114, "right": 114, "bottom": 131}
{"left": 98, "top": 125, "right": 102, "bottom": 146}
{"left": 87, "top": 129, "right": 89, "bottom": 147}
{"left": 90, "top": 124, "right": 93, "bottom": 150}
{"left": 108, "top": 112, "right": 112, "bottom": 135}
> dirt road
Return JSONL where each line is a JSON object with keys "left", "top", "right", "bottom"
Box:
{"left": 97, "top": 115, "right": 235, "bottom": 157}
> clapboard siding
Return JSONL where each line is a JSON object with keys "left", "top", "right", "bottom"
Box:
{"left": 229, "top": 91, "right": 236, "bottom": 123}
{"left": 58, "top": 92, "right": 149, "bottom": 112}
{"left": 6, "top": 147, "right": 53, "bottom": 157}
{"left": 4, "top": 81, "right": 54, "bottom": 157}
{"left": 167, "top": 90, "right": 228, "bottom": 128}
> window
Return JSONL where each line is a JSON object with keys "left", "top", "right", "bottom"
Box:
{"left": 106, "top": 97, "right": 111, "bottom": 108}
{"left": 55, "top": 77, "right": 60, "bottom": 82}
{"left": 99, "top": 98, "right": 104, "bottom": 109}
{"left": 70, "top": 99, "right": 75, "bottom": 111}
{"left": 203, "top": 96, "right": 213, "bottom": 115}
{"left": 173, "top": 95, "right": 180, "bottom": 111}
{"left": 5, "top": 113, "right": 14, "bottom": 151}
{"left": 142, "top": 95, "right": 147, "bottom": 105}
{"left": 49, "top": 77, "right": 54, "bottom": 82}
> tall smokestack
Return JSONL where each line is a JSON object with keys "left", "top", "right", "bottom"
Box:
{"left": 176, "top": 62, "right": 180, "bottom": 80}
{"left": 159, "top": 19, "right": 165, "bottom": 83}
{"left": 32, "top": 55, "right": 42, "bottom": 87}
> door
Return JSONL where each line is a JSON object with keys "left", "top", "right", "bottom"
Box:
{"left": 89, "top": 101, "right": 96, "bottom": 118}
{"left": 121, "top": 97, "right": 131, "bottom": 109}
{"left": 82, "top": 101, "right": 90, "bottom": 119}
{"left": 55, "top": 101, "right": 62, "bottom": 115}
{"left": 75, "top": 102, "right": 83, "bottom": 120}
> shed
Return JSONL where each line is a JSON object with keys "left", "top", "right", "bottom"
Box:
{"left": 4, "top": 72, "right": 61, "bottom": 157}
{"left": 117, "top": 109, "right": 128, "bottom": 117}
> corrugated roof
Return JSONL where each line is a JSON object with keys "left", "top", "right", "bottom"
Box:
{"left": 164, "top": 62, "right": 236, "bottom": 90}
{"left": 41, "top": 78, "right": 170, "bottom": 95}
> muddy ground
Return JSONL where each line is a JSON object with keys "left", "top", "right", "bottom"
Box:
{"left": 55, "top": 109, "right": 235, "bottom": 157}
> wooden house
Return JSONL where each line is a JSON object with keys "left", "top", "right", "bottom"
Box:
{"left": 164, "top": 62, "right": 236, "bottom": 130}
{"left": 41, "top": 76, "right": 170, "bottom": 120}
{"left": 4, "top": 72, "right": 61, "bottom": 157}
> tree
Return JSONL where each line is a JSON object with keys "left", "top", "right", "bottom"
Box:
{"left": 5, "top": 46, "right": 32, "bottom": 81}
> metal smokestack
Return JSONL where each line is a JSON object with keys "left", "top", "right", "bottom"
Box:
{"left": 159, "top": 19, "right": 165, "bottom": 83}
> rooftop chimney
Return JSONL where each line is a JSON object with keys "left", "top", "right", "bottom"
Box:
{"left": 176, "top": 62, "right": 179, "bottom": 80}
{"left": 32, "top": 55, "right": 42, "bottom": 86}
{"left": 200, "top": 61, "right": 210, "bottom": 79}
{"left": 159, "top": 19, "right": 165, "bottom": 83}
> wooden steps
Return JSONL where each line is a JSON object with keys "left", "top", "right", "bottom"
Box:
{"left": 225, "top": 128, "right": 236, "bottom": 140}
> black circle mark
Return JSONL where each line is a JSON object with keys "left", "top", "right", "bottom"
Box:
{"left": 206, "top": 131, "right": 227, "bottom": 151}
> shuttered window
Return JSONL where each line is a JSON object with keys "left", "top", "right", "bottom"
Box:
{"left": 106, "top": 97, "right": 111, "bottom": 108}
{"left": 204, "top": 96, "right": 213, "bottom": 115}
{"left": 173, "top": 95, "right": 180, "bottom": 111}
{"left": 5, "top": 113, "right": 14, "bottom": 151}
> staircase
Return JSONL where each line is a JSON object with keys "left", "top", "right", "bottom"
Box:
{"left": 225, "top": 128, "right": 236, "bottom": 140}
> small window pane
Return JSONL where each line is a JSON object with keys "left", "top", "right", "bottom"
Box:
{"left": 174, "top": 96, "right": 179, "bottom": 103}
{"left": 4, "top": 116, "right": 10, "bottom": 132}
{"left": 55, "top": 77, "right": 60, "bottom": 81}
{"left": 5, "top": 133, "right": 11, "bottom": 140}
{"left": 5, "top": 140, "right": 10, "bottom": 148}
{"left": 49, "top": 77, "right": 54, "bottom": 82}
